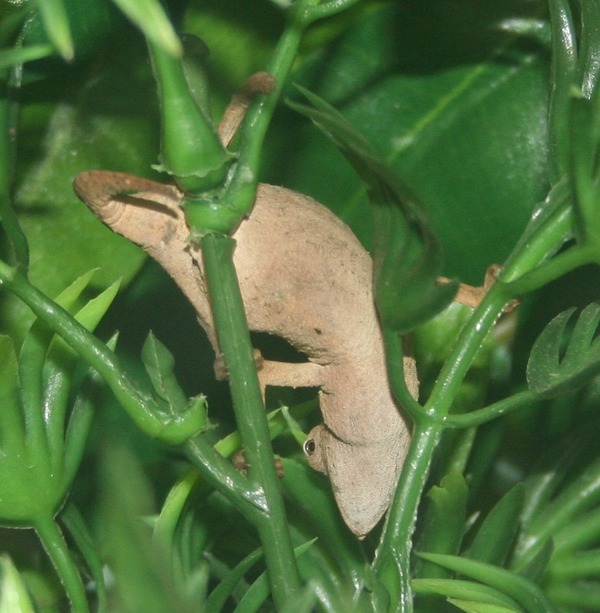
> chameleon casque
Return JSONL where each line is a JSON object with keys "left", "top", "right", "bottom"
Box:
{"left": 73, "top": 73, "right": 420, "bottom": 538}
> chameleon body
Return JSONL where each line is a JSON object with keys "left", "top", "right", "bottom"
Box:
{"left": 73, "top": 171, "right": 417, "bottom": 538}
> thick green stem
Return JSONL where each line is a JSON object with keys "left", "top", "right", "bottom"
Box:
{"left": 35, "top": 514, "right": 88, "bottom": 613}
{"left": 200, "top": 234, "right": 301, "bottom": 607}
{"left": 147, "top": 40, "right": 230, "bottom": 194}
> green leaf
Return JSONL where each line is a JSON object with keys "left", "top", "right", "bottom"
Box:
{"left": 515, "top": 541, "right": 553, "bottom": 584}
{"left": 204, "top": 547, "right": 264, "bottom": 612}
{"left": 527, "top": 302, "right": 600, "bottom": 397}
{"left": 233, "top": 539, "right": 315, "bottom": 613}
{"left": 141, "top": 332, "right": 189, "bottom": 412}
{"left": 0, "top": 554, "right": 36, "bottom": 613}
{"left": 0, "top": 45, "right": 54, "bottom": 70}
{"left": 0, "top": 335, "right": 25, "bottom": 457}
{"left": 412, "top": 578, "right": 522, "bottom": 610}
{"left": 271, "top": 1, "right": 549, "bottom": 283}
{"left": 448, "top": 599, "right": 521, "bottom": 613}
{"left": 417, "top": 553, "right": 558, "bottom": 613}
{"left": 36, "top": 0, "right": 74, "bottom": 60}
{"left": 467, "top": 484, "right": 525, "bottom": 567}
{"left": 289, "top": 86, "right": 456, "bottom": 333}
{"left": 416, "top": 470, "right": 469, "bottom": 579}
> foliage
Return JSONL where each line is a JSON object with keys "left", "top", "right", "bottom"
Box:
{"left": 0, "top": 0, "right": 600, "bottom": 611}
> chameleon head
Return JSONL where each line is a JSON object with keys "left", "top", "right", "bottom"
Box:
{"left": 304, "top": 423, "right": 405, "bottom": 539}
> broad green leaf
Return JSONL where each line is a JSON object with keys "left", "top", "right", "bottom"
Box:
{"left": 467, "top": 484, "right": 525, "bottom": 566}
{"left": 527, "top": 302, "right": 600, "bottom": 396}
{"left": 0, "top": 335, "right": 24, "bottom": 455}
{"left": 270, "top": 1, "right": 550, "bottom": 283}
{"left": 21, "top": 0, "right": 121, "bottom": 68}
{"left": 3, "top": 31, "right": 160, "bottom": 340}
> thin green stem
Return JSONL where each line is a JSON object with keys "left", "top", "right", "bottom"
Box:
{"left": 200, "top": 234, "right": 301, "bottom": 608}
{"left": 60, "top": 503, "right": 108, "bottom": 613}
{"left": 34, "top": 514, "right": 89, "bottom": 613}
{"left": 442, "top": 388, "right": 539, "bottom": 429}
{"left": 547, "top": 0, "right": 577, "bottom": 180}
{"left": 382, "top": 329, "right": 426, "bottom": 421}
{"left": 223, "top": 0, "right": 312, "bottom": 215}
{"left": 503, "top": 244, "right": 594, "bottom": 297}
{"left": 373, "top": 422, "right": 443, "bottom": 612}
{"left": 374, "top": 287, "right": 512, "bottom": 610}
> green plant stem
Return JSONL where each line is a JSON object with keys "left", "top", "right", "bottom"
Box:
{"left": 200, "top": 234, "right": 301, "bottom": 608}
{"left": 374, "top": 287, "right": 512, "bottom": 610}
{"left": 34, "top": 514, "right": 89, "bottom": 613}
{"left": 0, "top": 264, "right": 200, "bottom": 443}
{"left": 503, "top": 244, "right": 594, "bottom": 296}
{"left": 547, "top": 0, "right": 577, "bottom": 180}
{"left": 373, "top": 421, "right": 442, "bottom": 611}
{"left": 442, "top": 388, "right": 539, "bottom": 428}
{"left": 0, "top": 261, "right": 263, "bottom": 517}
{"left": 60, "top": 503, "right": 108, "bottom": 613}
{"left": 0, "top": 71, "right": 29, "bottom": 269}
{"left": 223, "top": 0, "right": 313, "bottom": 216}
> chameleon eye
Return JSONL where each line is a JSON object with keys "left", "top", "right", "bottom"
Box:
{"left": 304, "top": 438, "right": 317, "bottom": 455}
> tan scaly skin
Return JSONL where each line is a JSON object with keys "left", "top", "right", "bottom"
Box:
{"left": 73, "top": 73, "right": 490, "bottom": 538}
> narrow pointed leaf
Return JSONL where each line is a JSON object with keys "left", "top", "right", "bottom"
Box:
{"left": 417, "top": 553, "right": 558, "bottom": 613}
{"left": 141, "top": 332, "right": 188, "bottom": 411}
{"left": 468, "top": 485, "right": 525, "bottom": 566}
{"left": 412, "top": 578, "right": 521, "bottom": 610}
{"left": 36, "top": 0, "right": 73, "bottom": 60}
{"left": 233, "top": 540, "right": 316, "bottom": 613}
{"left": 416, "top": 470, "right": 469, "bottom": 579}
{"left": 111, "top": 0, "right": 181, "bottom": 56}
{"left": 448, "top": 599, "right": 521, "bottom": 613}
{"left": 204, "top": 547, "right": 264, "bottom": 612}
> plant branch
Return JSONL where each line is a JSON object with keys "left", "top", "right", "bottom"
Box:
{"left": 35, "top": 514, "right": 89, "bottom": 613}
{"left": 200, "top": 234, "right": 301, "bottom": 606}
